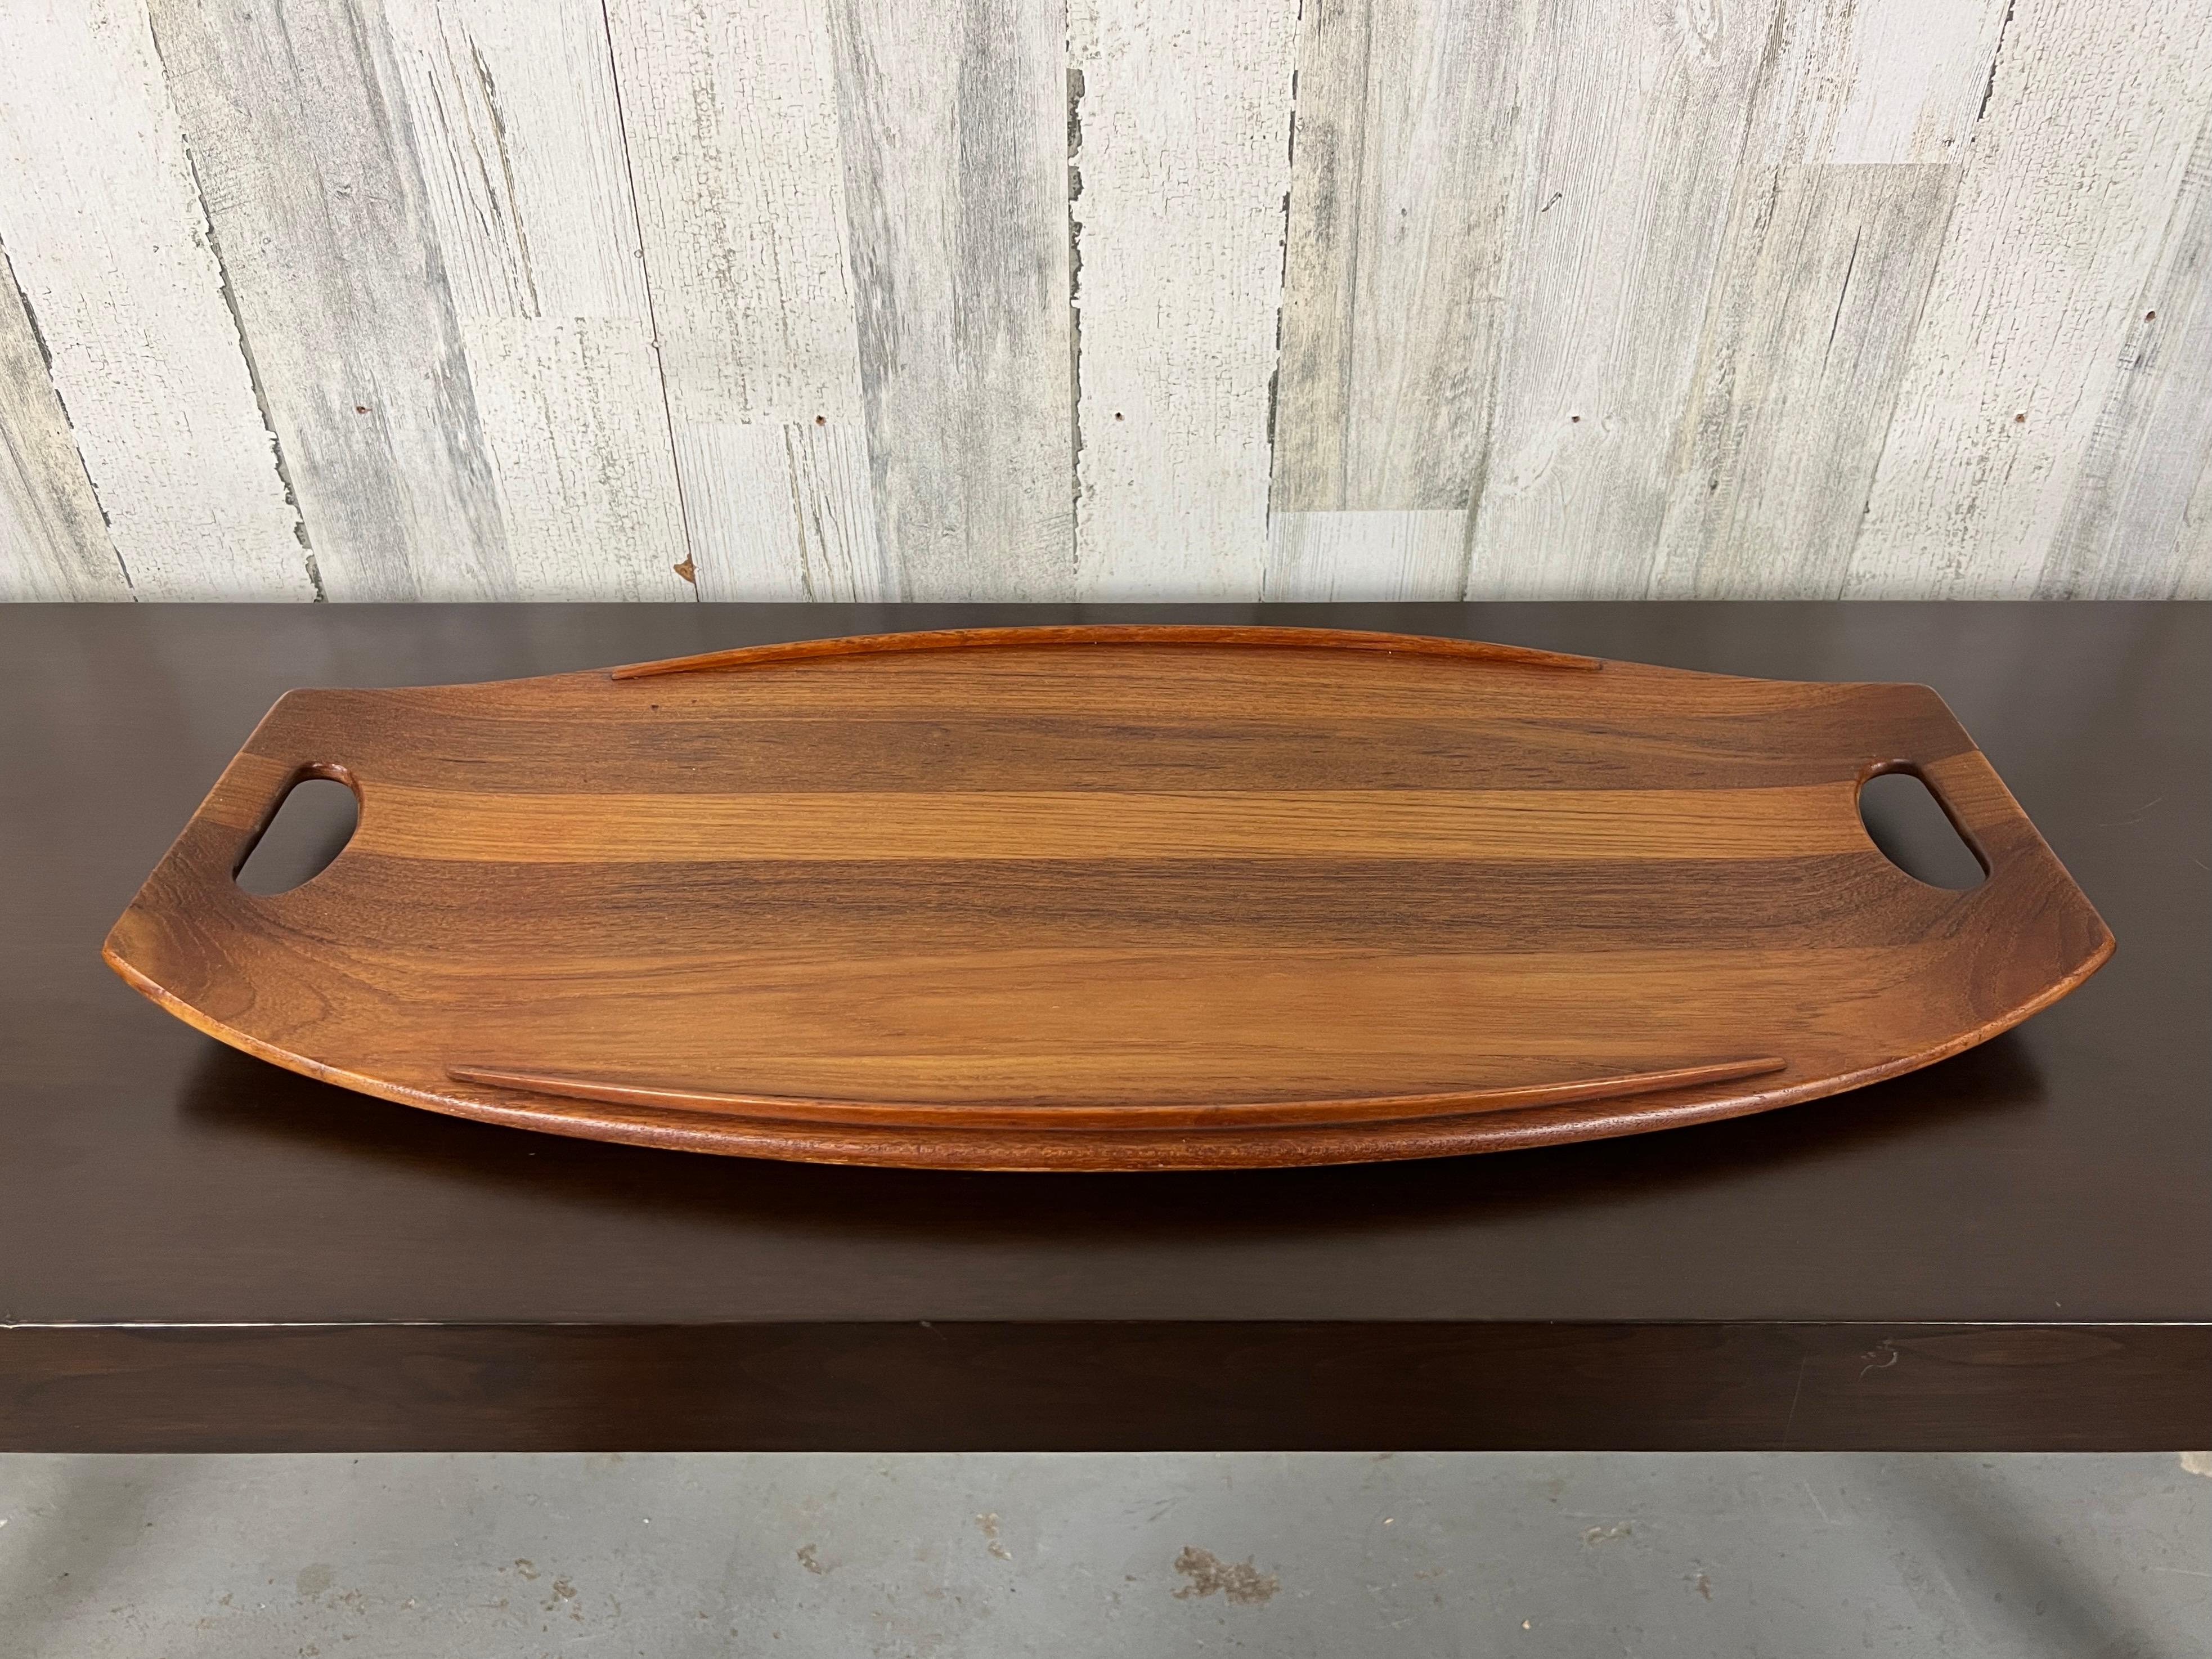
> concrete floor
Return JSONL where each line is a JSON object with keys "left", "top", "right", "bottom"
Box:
{"left": 2, "top": 1454, "right": 2206, "bottom": 1657}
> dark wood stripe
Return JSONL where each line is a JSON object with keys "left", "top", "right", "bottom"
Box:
{"left": 275, "top": 854, "right": 1956, "bottom": 953}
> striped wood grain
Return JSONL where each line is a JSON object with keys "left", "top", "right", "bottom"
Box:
{"left": 104, "top": 631, "right": 2112, "bottom": 1169}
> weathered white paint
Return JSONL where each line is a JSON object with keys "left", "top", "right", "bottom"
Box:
{"left": 384, "top": 0, "right": 693, "bottom": 600}
{"left": 1847, "top": 0, "right": 2212, "bottom": 597}
{"left": 1262, "top": 510, "right": 1466, "bottom": 600}
{"left": 461, "top": 317, "right": 694, "bottom": 600}
{"left": 672, "top": 419, "right": 887, "bottom": 601}
{"left": 1751, "top": 0, "right": 2012, "bottom": 166}
{"left": 2038, "top": 114, "right": 2212, "bottom": 599}
{"left": 605, "top": 0, "right": 885, "bottom": 600}
{"left": 2179, "top": 464, "right": 2212, "bottom": 599}
{"left": 830, "top": 0, "right": 1075, "bottom": 600}
{"left": 2, "top": 0, "right": 2209, "bottom": 604}
{"left": 1464, "top": 0, "right": 1780, "bottom": 599}
{"left": 1653, "top": 165, "right": 1958, "bottom": 599}
{"left": 0, "top": 243, "right": 127, "bottom": 600}
{"left": 0, "top": 0, "right": 308, "bottom": 599}
{"left": 1271, "top": 0, "right": 1532, "bottom": 525}
{"left": 149, "top": 0, "right": 690, "bottom": 601}
{"left": 1070, "top": 0, "right": 1300, "bottom": 598}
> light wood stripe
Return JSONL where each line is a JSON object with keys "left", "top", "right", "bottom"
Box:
{"left": 351, "top": 784, "right": 1869, "bottom": 863}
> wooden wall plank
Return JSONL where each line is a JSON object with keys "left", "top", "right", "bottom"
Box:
{"left": 1070, "top": 0, "right": 1300, "bottom": 598}
{"left": 1652, "top": 165, "right": 1957, "bottom": 599}
{"left": 605, "top": 0, "right": 885, "bottom": 601}
{"left": 1269, "top": 0, "right": 1531, "bottom": 523}
{"left": 1749, "top": 0, "right": 2010, "bottom": 167}
{"left": 829, "top": 0, "right": 1075, "bottom": 600}
{"left": 2038, "top": 114, "right": 2212, "bottom": 600}
{"left": 150, "top": 0, "right": 690, "bottom": 601}
{"left": 1262, "top": 509, "right": 1465, "bottom": 600}
{"left": 1846, "top": 0, "right": 2212, "bottom": 597}
{"left": 0, "top": 242, "right": 128, "bottom": 600}
{"left": 1463, "top": 0, "right": 1779, "bottom": 599}
{"left": 0, "top": 0, "right": 309, "bottom": 599}
{"left": 383, "top": 0, "right": 693, "bottom": 601}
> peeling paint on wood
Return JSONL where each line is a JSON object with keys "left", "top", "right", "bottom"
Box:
{"left": 1070, "top": 0, "right": 1300, "bottom": 598}
{"left": 0, "top": 0, "right": 308, "bottom": 598}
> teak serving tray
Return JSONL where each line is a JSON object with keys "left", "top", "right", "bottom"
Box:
{"left": 105, "top": 626, "right": 2112, "bottom": 1171}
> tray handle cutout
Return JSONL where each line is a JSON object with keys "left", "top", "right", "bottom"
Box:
{"left": 1857, "top": 766, "right": 1986, "bottom": 890}
{"left": 233, "top": 765, "right": 360, "bottom": 894}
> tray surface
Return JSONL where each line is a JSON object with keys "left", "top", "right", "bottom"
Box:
{"left": 104, "top": 625, "right": 2112, "bottom": 1169}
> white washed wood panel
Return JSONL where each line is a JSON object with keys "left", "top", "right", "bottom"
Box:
{"left": 829, "top": 0, "right": 1074, "bottom": 599}
{"left": 1070, "top": 0, "right": 1300, "bottom": 598}
{"left": 1847, "top": 0, "right": 2212, "bottom": 597}
{"left": 383, "top": 0, "right": 692, "bottom": 602}
{"left": 1271, "top": 0, "right": 1532, "bottom": 524}
{"left": 0, "top": 0, "right": 308, "bottom": 599}
{"left": 151, "top": 0, "right": 690, "bottom": 601}
{"left": 1464, "top": 0, "right": 1779, "bottom": 599}
{"left": 2038, "top": 115, "right": 2212, "bottom": 599}
{"left": 0, "top": 244, "right": 128, "bottom": 600}
{"left": 1652, "top": 165, "right": 1957, "bottom": 599}
{"left": 461, "top": 318, "right": 693, "bottom": 600}
{"left": 151, "top": 0, "right": 510, "bottom": 599}
{"left": 2178, "top": 461, "right": 2212, "bottom": 598}
{"left": 672, "top": 421, "right": 887, "bottom": 602}
{"left": 1751, "top": 0, "right": 2011, "bottom": 166}
{"left": 1262, "top": 510, "right": 1466, "bottom": 600}
{"left": 605, "top": 0, "right": 885, "bottom": 600}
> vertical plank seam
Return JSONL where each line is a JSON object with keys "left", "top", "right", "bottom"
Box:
{"left": 1454, "top": 0, "right": 1542, "bottom": 601}
{"left": 1974, "top": 0, "right": 2017, "bottom": 127}
{"left": 595, "top": 0, "right": 703, "bottom": 601}
{"left": 0, "top": 234, "right": 133, "bottom": 595}
{"left": 1260, "top": 25, "right": 1303, "bottom": 537}
{"left": 142, "top": 23, "right": 322, "bottom": 601}
{"left": 1066, "top": 59, "right": 1086, "bottom": 580}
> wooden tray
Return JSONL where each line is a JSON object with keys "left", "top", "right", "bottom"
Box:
{"left": 104, "top": 625, "right": 2112, "bottom": 1171}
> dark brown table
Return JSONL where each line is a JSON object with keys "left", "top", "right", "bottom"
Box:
{"left": 3, "top": 602, "right": 2205, "bottom": 1452}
